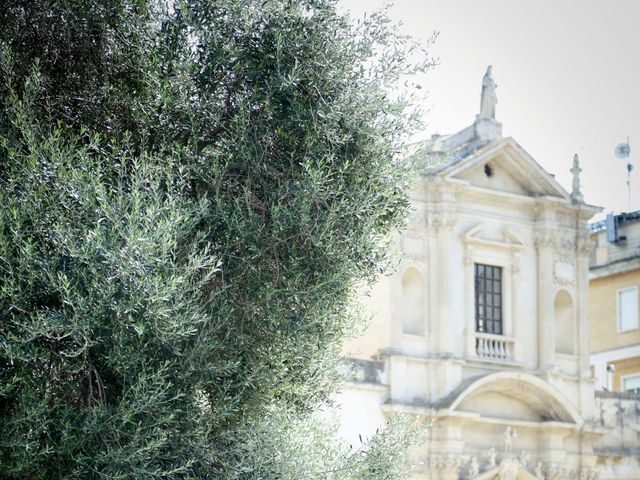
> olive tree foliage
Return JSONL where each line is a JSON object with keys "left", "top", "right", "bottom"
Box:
{"left": 0, "top": 1, "right": 434, "bottom": 478}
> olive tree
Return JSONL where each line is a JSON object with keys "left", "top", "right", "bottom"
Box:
{"left": 0, "top": 1, "right": 433, "bottom": 478}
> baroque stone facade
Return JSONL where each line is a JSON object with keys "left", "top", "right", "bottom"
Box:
{"left": 336, "top": 68, "right": 616, "bottom": 479}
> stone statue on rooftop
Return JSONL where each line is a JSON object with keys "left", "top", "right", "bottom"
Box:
{"left": 486, "top": 447, "right": 497, "bottom": 468}
{"left": 469, "top": 456, "right": 479, "bottom": 477}
{"left": 534, "top": 462, "right": 544, "bottom": 480}
{"left": 503, "top": 426, "right": 517, "bottom": 453}
{"left": 480, "top": 66, "right": 498, "bottom": 119}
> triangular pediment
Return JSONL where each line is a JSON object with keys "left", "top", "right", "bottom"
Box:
{"left": 442, "top": 138, "right": 570, "bottom": 200}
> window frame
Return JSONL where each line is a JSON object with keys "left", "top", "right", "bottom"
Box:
{"left": 622, "top": 372, "right": 640, "bottom": 394}
{"left": 474, "top": 263, "right": 503, "bottom": 335}
{"left": 617, "top": 286, "right": 639, "bottom": 333}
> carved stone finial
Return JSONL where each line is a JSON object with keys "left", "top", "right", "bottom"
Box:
{"left": 571, "top": 153, "right": 584, "bottom": 203}
{"left": 480, "top": 65, "right": 498, "bottom": 119}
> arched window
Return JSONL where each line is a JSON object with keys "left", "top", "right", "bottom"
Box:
{"left": 554, "top": 290, "right": 575, "bottom": 355}
{"left": 401, "top": 267, "right": 424, "bottom": 335}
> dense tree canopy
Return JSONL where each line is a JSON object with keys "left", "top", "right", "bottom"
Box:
{"left": 0, "top": 1, "right": 433, "bottom": 478}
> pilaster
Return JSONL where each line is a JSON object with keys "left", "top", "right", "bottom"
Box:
{"left": 535, "top": 227, "right": 556, "bottom": 370}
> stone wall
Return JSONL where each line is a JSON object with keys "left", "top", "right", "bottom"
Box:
{"left": 594, "top": 391, "right": 640, "bottom": 479}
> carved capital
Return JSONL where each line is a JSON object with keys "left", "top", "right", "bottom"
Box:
{"left": 576, "top": 237, "right": 595, "bottom": 256}
{"left": 423, "top": 454, "right": 467, "bottom": 476}
{"left": 554, "top": 237, "right": 576, "bottom": 253}
{"left": 406, "top": 211, "right": 427, "bottom": 229}
{"left": 534, "top": 231, "right": 555, "bottom": 249}
{"left": 427, "top": 212, "right": 458, "bottom": 232}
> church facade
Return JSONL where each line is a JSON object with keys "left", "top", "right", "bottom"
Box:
{"left": 337, "top": 68, "right": 608, "bottom": 480}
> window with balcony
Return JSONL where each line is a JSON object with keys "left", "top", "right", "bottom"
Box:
{"left": 475, "top": 263, "right": 502, "bottom": 335}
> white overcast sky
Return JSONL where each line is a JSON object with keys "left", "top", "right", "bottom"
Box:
{"left": 339, "top": 0, "right": 640, "bottom": 220}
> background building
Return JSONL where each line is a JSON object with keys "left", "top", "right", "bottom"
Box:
{"left": 337, "top": 68, "right": 607, "bottom": 480}
{"left": 589, "top": 212, "right": 640, "bottom": 393}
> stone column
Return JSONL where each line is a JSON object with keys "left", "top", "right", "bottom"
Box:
{"left": 576, "top": 233, "right": 596, "bottom": 419}
{"left": 576, "top": 235, "right": 591, "bottom": 374}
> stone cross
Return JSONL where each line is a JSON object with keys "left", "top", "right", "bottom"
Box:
{"left": 480, "top": 65, "right": 498, "bottom": 119}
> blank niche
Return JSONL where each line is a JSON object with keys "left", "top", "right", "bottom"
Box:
{"left": 554, "top": 290, "right": 576, "bottom": 355}
{"left": 401, "top": 267, "right": 424, "bottom": 335}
